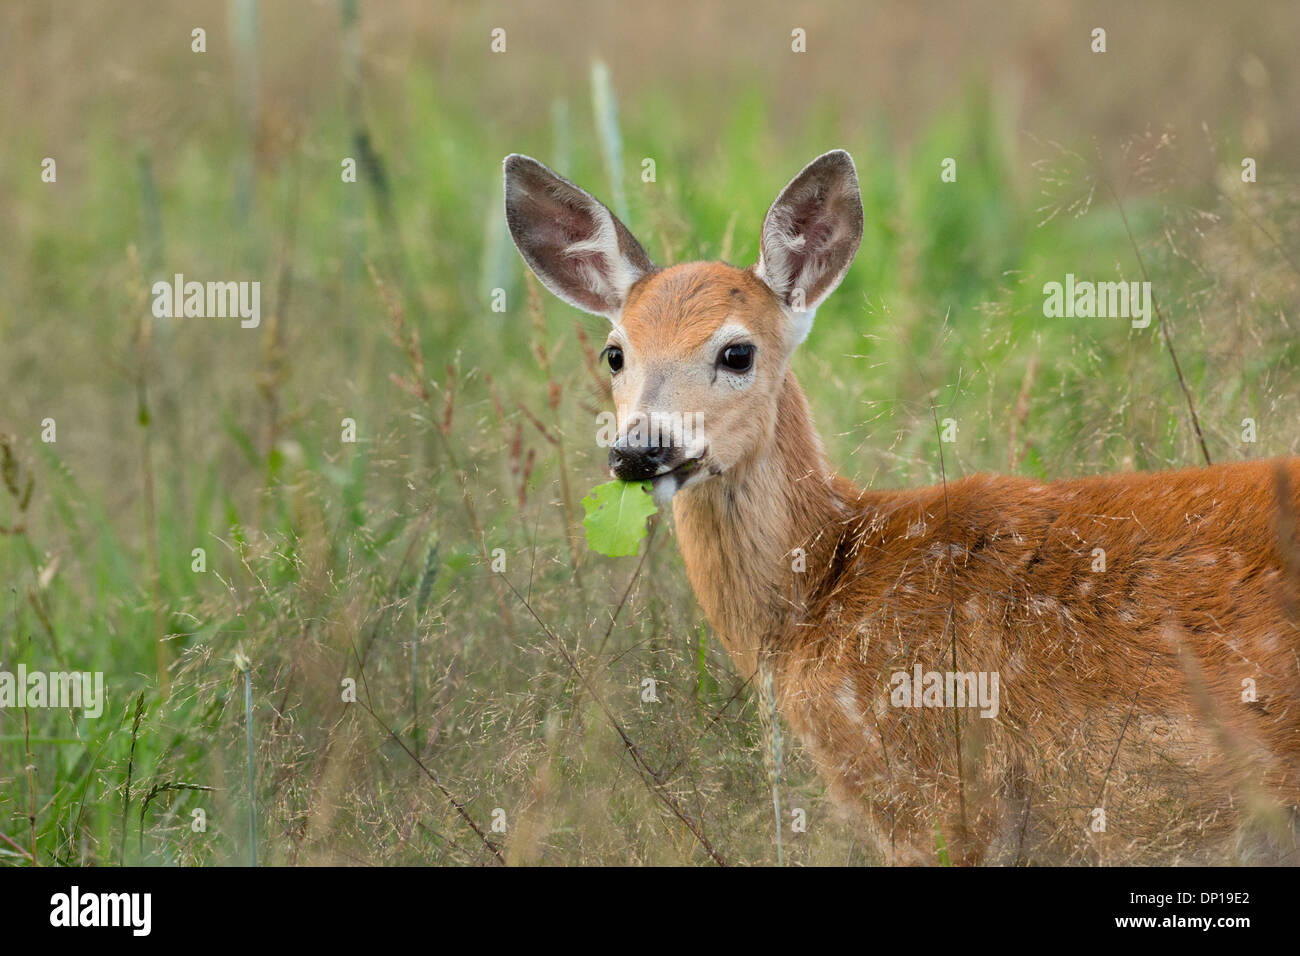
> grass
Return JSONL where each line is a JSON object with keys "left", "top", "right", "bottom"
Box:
{"left": 2, "top": 4, "right": 1299, "bottom": 866}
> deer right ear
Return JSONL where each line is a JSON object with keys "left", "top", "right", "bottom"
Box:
{"left": 755, "top": 150, "right": 864, "bottom": 346}
{"left": 503, "top": 155, "right": 655, "bottom": 321}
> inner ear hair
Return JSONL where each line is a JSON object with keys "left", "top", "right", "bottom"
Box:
{"left": 503, "top": 154, "right": 655, "bottom": 320}
{"left": 756, "top": 150, "right": 864, "bottom": 322}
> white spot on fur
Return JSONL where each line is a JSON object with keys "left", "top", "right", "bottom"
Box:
{"left": 836, "top": 678, "right": 865, "bottom": 727}
{"left": 1028, "top": 595, "right": 1060, "bottom": 616}
{"left": 927, "top": 542, "right": 967, "bottom": 560}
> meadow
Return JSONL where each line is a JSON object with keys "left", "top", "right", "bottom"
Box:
{"left": 2, "top": 1, "right": 1299, "bottom": 866}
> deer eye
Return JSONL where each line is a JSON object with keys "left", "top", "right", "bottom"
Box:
{"left": 603, "top": 346, "right": 624, "bottom": 374}
{"left": 718, "top": 344, "right": 755, "bottom": 372}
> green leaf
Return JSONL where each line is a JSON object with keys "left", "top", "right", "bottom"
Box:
{"left": 581, "top": 480, "right": 656, "bottom": 557}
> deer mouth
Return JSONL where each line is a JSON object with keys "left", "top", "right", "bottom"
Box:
{"left": 650, "top": 451, "right": 708, "bottom": 504}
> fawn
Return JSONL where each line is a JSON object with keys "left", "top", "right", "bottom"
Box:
{"left": 504, "top": 149, "right": 1300, "bottom": 864}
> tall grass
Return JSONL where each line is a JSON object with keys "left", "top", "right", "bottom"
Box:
{"left": 1, "top": 5, "right": 1298, "bottom": 866}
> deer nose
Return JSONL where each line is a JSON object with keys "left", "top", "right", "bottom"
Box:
{"left": 609, "top": 442, "right": 680, "bottom": 481}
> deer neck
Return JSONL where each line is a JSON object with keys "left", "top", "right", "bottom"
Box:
{"left": 671, "top": 370, "right": 848, "bottom": 679}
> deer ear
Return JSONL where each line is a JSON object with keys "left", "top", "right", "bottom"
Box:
{"left": 755, "top": 150, "right": 864, "bottom": 344}
{"left": 503, "top": 154, "right": 655, "bottom": 321}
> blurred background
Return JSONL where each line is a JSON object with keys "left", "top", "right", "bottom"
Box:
{"left": 1, "top": 0, "right": 1298, "bottom": 865}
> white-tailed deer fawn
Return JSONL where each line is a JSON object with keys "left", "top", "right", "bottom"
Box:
{"left": 504, "top": 149, "right": 1300, "bottom": 864}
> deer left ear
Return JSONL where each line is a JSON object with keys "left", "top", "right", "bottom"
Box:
{"left": 755, "top": 150, "right": 864, "bottom": 345}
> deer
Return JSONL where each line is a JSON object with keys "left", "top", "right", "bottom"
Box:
{"left": 503, "top": 149, "right": 1300, "bottom": 865}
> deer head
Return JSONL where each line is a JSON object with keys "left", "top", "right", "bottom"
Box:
{"left": 504, "top": 151, "right": 864, "bottom": 505}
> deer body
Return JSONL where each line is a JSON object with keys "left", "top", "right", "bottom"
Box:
{"left": 505, "top": 150, "right": 1300, "bottom": 863}
{"left": 680, "top": 367, "right": 1300, "bottom": 863}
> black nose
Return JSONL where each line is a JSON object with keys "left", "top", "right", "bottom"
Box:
{"left": 609, "top": 443, "right": 680, "bottom": 481}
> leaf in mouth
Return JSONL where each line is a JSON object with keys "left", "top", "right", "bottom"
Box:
{"left": 581, "top": 479, "right": 657, "bottom": 557}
